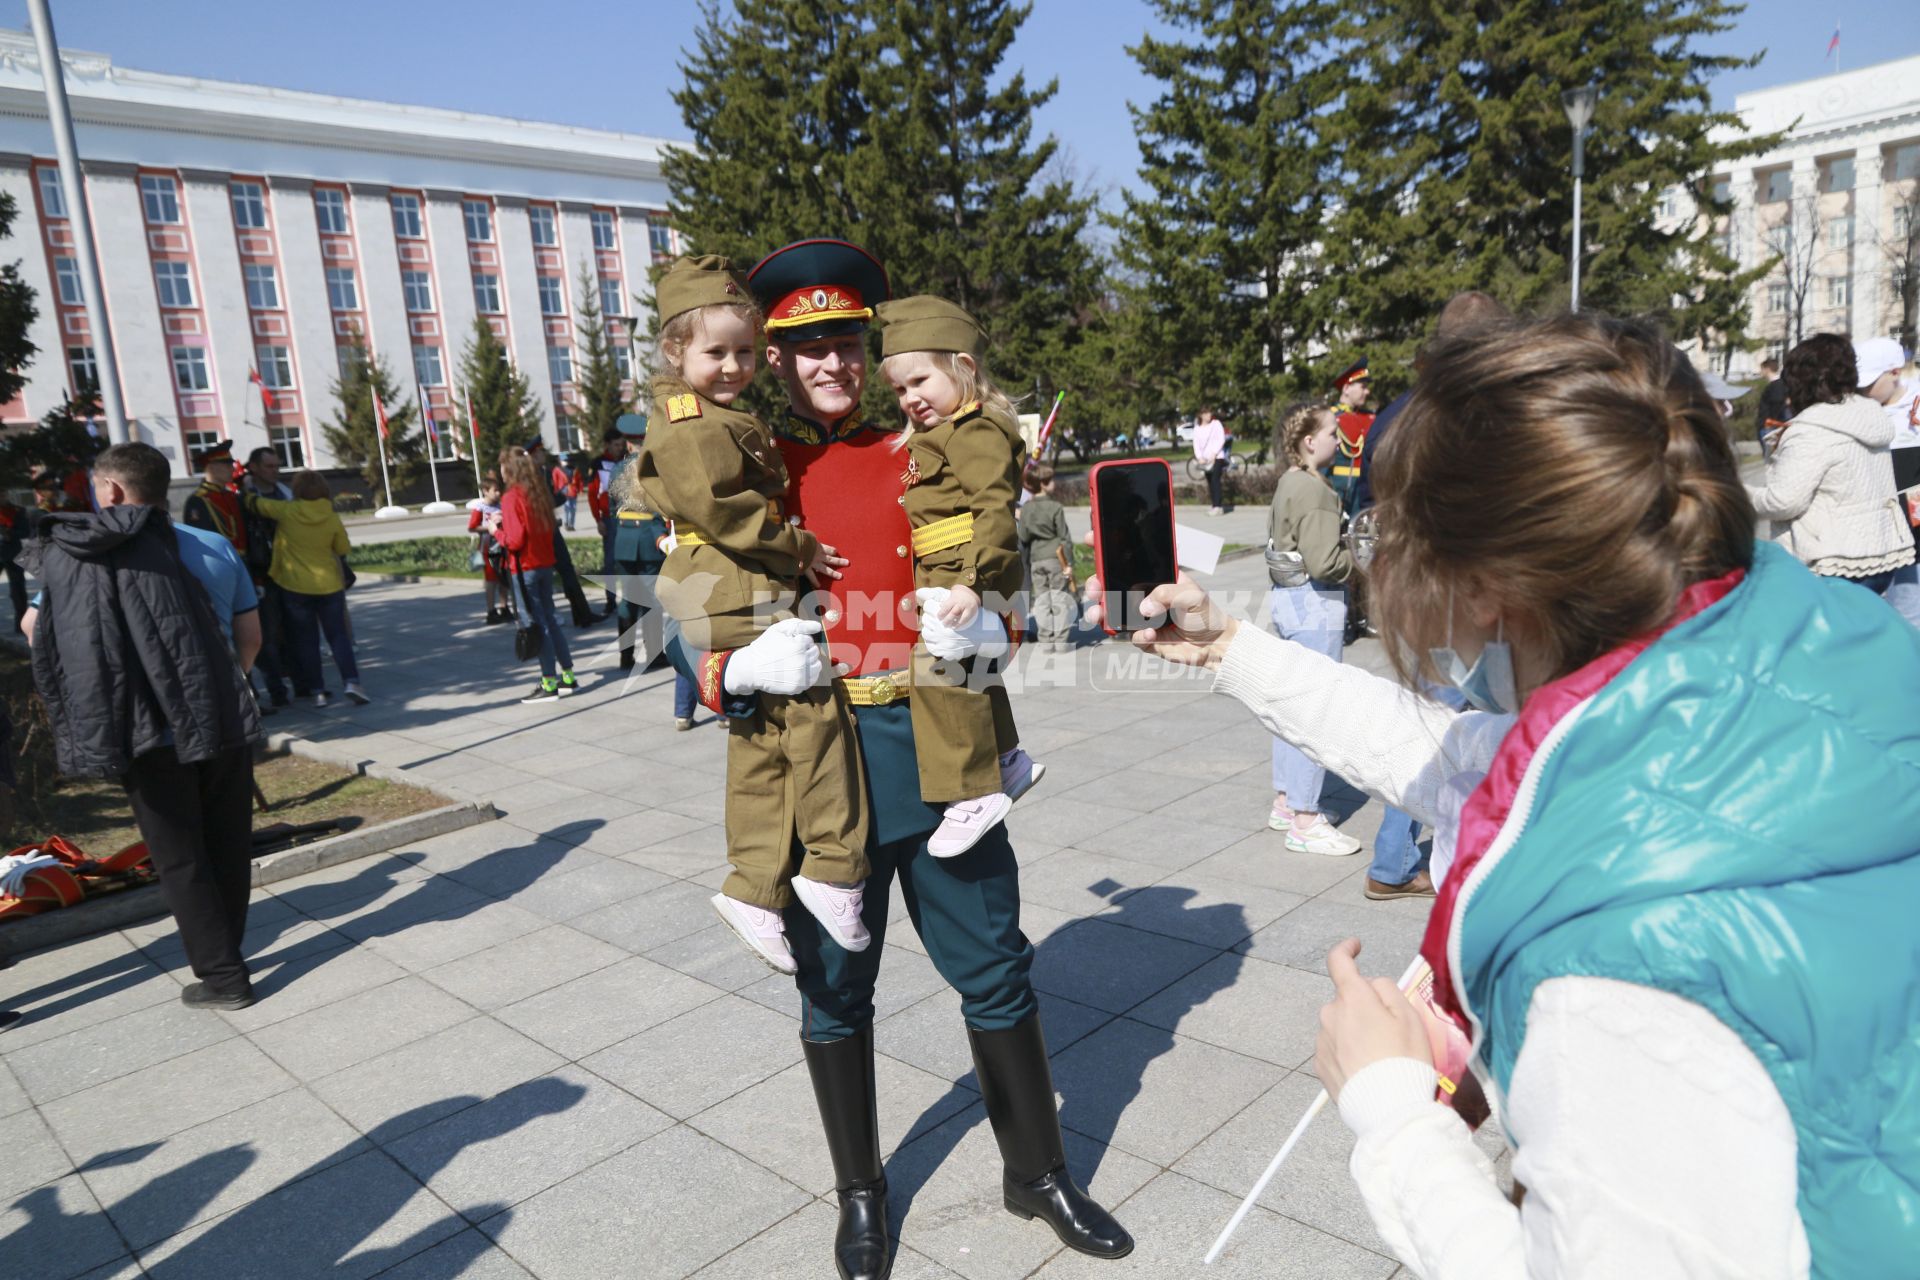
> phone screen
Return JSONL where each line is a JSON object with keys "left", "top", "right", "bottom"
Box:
{"left": 1093, "top": 460, "right": 1177, "bottom": 633}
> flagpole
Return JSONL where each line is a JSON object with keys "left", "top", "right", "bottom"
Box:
{"left": 371, "top": 384, "right": 408, "bottom": 519}
{"left": 418, "top": 384, "right": 456, "bottom": 515}
{"left": 465, "top": 387, "right": 484, "bottom": 489}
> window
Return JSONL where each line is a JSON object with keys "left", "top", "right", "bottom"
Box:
{"left": 255, "top": 344, "right": 293, "bottom": 390}
{"left": 67, "top": 345, "right": 96, "bottom": 389}
{"left": 547, "top": 346, "right": 573, "bottom": 384}
{"left": 140, "top": 174, "right": 180, "bottom": 224}
{"left": 648, "top": 220, "right": 673, "bottom": 255}
{"left": 599, "top": 277, "right": 623, "bottom": 321}
{"left": 185, "top": 427, "right": 221, "bottom": 459}
{"left": 325, "top": 267, "right": 358, "bottom": 312}
{"left": 37, "top": 166, "right": 64, "bottom": 219}
{"left": 230, "top": 181, "right": 267, "bottom": 229}
{"left": 427, "top": 420, "right": 458, "bottom": 461}
{"left": 1898, "top": 206, "right": 1915, "bottom": 242}
{"left": 613, "top": 344, "right": 632, "bottom": 382}
{"left": 555, "top": 415, "right": 581, "bottom": 453}
{"left": 154, "top": 261, "right": 194, "bottom": 308}
{"left": 391, "top": 193, "right": 423, "bottom": 238}
{"left": 402, "top": 270, "right": 434, "bottom": 313}
{"left": 1897, "top": 145, "right": 1920, "bottom": 181}
{"left": 314, "top": 188, "right": 348, "bottom": 234}
{"left": 1763, "top": 171, "right": 1791, "bottom": 204}
{"left": 472, "top": 273, "right": 502, "bottom": 313}
{"left": 243, "top": 263, "right": 280, "bottom": 310}
{"left": 1825, "top": 157, "right": 1855, "bottom": 193}
{"left": 1766, "top": 281, "right": 1788, "bottom": 314}
{"left": 270, "top": 425, "right": 306, "bottom": 468}
{"left": 53, "top": 256, "right": 82, "bottom": 306}
{"left": 337, "top": 345, "right": 359, "bottom": 378}
{"left": 528, "top": 205, "right": 556, "bottom": 246}
{"left": 590, "top": 210, "right": 616, "bottom": 250}
{"left": 413, "top": 344, "right": 445, "bottom": 387}
{"left": 1710, "top": 176, "right": 1731, "bottom": 206}
{"left": 462, "top": 199, "right": 492, "bottom": 242}
{"left": 538, "top": 276, "right": 563, "bottom": 316}
{"left": 1827, "top": 276, "right": 1851, "bottom": 308}
{"left": 1827, "top": 216, "right": 1853, "bottom": 250}
{"left": 171, "top": 345, "right": 210, "bottom": 392}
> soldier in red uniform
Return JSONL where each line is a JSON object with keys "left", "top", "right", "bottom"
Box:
{"left": 1328, "top": 358, "right": 1373, "bottom": 515}
{"left": 180, "top": 441, "right": 247, "bottom": 558}
{"left": 665, "top": 240, "right": 1131, "bottom": 1280}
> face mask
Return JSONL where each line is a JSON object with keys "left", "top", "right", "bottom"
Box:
{"left": 1428, "top": 589, "right": 1519, "bottom": 715}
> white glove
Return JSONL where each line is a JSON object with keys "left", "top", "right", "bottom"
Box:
{"left": 722, "top": 618, "right": 825, "bottom": 696}
{"left": 0, "top": 851, "right": 61, "bottom": 899}
{"left": 916, "top": 588, "right": 1010, "bottom": 661}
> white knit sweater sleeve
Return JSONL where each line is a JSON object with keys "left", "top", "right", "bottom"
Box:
{"left": 1339, "top": 977, "right": 1808, "bottom": 1280}
{"left": 1211, "top": 622, "right": 1510, "bottom": 829}
{"left": 1746, "top": 429, "right": 1832, "bottom": 522}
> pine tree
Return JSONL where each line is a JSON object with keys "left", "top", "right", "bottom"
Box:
{"left": 0, "top": 385, "right": 99, "bottom": 489}
{"left": 322, "top": 334, "right": 423, "bottom": 498}
{"left": 1110, "top": 0, "right": 1345, "bottom": 419}
{"left": 572, "top": 263, "right": 629, "bottom": 448}
{"left": 456, "top": 316, "right": 541, "bottom": 476}
{"left": 0, "top": 189, "right": 37, "bottom": 406}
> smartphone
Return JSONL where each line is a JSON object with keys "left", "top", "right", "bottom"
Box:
{"left": 1089, "top": 458, "right": 1178, "bottom": 634}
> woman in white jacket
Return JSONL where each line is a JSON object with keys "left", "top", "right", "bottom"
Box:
{"left": 1748, "top": 332, "right": 1914, "bottom": 592}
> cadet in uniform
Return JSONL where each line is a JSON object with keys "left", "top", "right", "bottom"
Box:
{"left": 181, "top": 441, "right": 247, "bottom": 558}
{"left": 1328, "top": 358, "right": 1373, "bottom": 514}
{"left": 668, "top": 239, "right": 1132, "bottom": 1280}
{"left": 601, "top": 413, "right": 657, "bottom": 672}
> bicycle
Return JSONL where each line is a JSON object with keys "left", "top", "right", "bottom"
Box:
{"left": 1184, "top": 452, "right": 1249, "bottom": 483}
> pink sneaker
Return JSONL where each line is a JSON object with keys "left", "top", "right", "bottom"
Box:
{"left": 710, "top": 893, "right": 797, "bottom": 974}
{"left": 1268, "top": 797, "right": 1294, "bottom": 832}
{"left": 999, "top": 748, "right": 1046, "bottom": 803}
{"left": 928, "top": 793, "right": 1013, "bottom": 858}
{"left": 792, "top": 875, "right": 871, "bottom": 952}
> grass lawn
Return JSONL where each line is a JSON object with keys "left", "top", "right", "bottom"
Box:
{"left": 349, "top": 535, "right": 603, "bottom": 582}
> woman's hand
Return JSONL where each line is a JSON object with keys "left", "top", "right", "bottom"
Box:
{"left": 1315, "top": 939, "right": 1434, "bottom": 1102}
{"left": 1083, "top": 573, "right": 1240, "bottom": 671}
{"left": 807, "top": 540, "right": 848, "bottom": 585}
{"left": 937, "top": 583, "right": 981, "bottom": 626}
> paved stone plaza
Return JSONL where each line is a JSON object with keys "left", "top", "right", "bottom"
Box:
{"left": 0, "top": 506, "right": 1506, "bottom": 1279}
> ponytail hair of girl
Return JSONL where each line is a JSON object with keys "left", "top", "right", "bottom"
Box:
{"left": 1276, "top": 401, "right": 1332, "bottom": 467}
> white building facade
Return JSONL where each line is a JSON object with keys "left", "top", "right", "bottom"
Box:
{"left": 1699, "top": 55, "right": 1920, "bottom": 376}
{"left": 0, "top": 30, "right": 684, "bottom": 474}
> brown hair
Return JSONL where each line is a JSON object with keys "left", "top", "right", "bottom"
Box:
{"left": 1369, "top": 313, "right": 1754, "bottom": 691}
{"left": 1276, "top": 401, "right": 1333, "bottom": 467}
{"left": 290, "top": 470, "right": 330, "bottom": 502}
{"left": 1782, "top": 333, "right": 1856, "bottom": 410}
{"left": 657, "top": 302, "right": 762, "bottom": 369}
{"left": 499, "top": 447, "right": 554, "bottom": 536}
{"left": 1024, "top": 463, "right": 1056, "bottom": 493}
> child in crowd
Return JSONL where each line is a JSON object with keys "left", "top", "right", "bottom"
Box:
{"left": 1016, "top": 464, "right": 1074, "bottom": 652}
{"left": 467, "top": 473, "right": 509, "bottom": 625}
{"left": 876, "top": 296, "right": 1045, "bottom": 857}
{"left": 634, "top": 254, "right": 869, "bottom": 975}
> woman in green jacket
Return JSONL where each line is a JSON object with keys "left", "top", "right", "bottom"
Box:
{"left": 246, "top": 471, "right": 366, "bottom": 707}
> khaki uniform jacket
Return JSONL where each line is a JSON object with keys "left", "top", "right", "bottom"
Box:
{"left": 1016, "top": 494, "right": 1071, "bottom": 570}
{"left": 1268, "top": 468, "right": 1353, "bottom": 585}
{"left": 903, "top": 400, "right": 1025, "bottom": 600}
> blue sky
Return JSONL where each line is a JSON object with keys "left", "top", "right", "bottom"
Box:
{"left": 4, "top": 0, "right": 1912, "bottom": 207}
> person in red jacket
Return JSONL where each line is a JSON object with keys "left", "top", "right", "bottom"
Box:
{"left": 493, "top": 448, "right": 579, "bottom": 702}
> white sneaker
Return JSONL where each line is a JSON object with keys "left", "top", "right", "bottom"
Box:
{"left": 312, "top": 691, "right": 333, "bottom": 709}
{"left": 1268, "top": 799, "right": 1294, "bottom": 832}
{"left": 792, "top": 875, "right": 871, "bottom": 952}
{"left": 1000, "top": 749, "right": 1046, "bottom": 803}
{"left": 1285, "top": 814, "right": 1363, "bottom": 857}
{"left": 344, "top": 682, "right": 371, "bottom": 705}
{"left": 927, "top": 793, "right": 1013, "bottom": 857}
{"left": 710, "top": 893, "right": 798, "bottom": 973}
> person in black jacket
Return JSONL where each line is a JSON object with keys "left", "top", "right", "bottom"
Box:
{"left": 1754, "top": 357, "right": 1790, "bottom": 458}
{"left": 21, "top": 443, "right": 263, "bottom": 1010}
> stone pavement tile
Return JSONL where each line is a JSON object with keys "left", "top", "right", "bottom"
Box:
{"left": 882, "top": 1102, "right": 1158, "bottom": 1280}
{"left": 215, "top": 937, "right": 411, "bottom": 1030}
{"left": 80, "top": 1086, "right": 369, "bottom": 1250}
{"left": 429, "top": 839, "right": 606, "bottom": 904}
{"left": 7, "top": 995, "right": 236, "bottom": 1104}
{"left": 1029, "top": 1170, "right": 1397, "bottom": 1279}
{"left": 312, "top": 1017, "right": 565, "bottom": 1142}
{"left": 617, "top": 806, "right": 719, "bottom": 853}
{"left": 0, "top": 1175, "right": 130, "bottom": 1280}
{"left": 357, "top": 899, "right": 552, "bottom": 973}
{"left": 39, "top": 1038, "right": 296, "bottom": 1165}
{"left": 692, "top": 1052, "right": 976, "bottom": 1196}
{"left": 516, "top": 741, "right": 631, "bottom": 779}
{"left": 0, "top": 1059, "right": 28, "bottom": 1118}
{"left": 654, "top": 785, "right": 730, "bottom": 825}
{"left": 268, "top": 852, "right": 437, "bottom": 916}
{"left": 120, "top": 890, "right": 301, "bottom": 950}
{"left": 884, "top": 897, "right": 1077, "bottom": 960}
{"left": 373, "top": 1227, "right": 535, "bottom": 1279}
{"left": 581, "top": 994, "right": 798, "bottom": 1119}
{"left": 1184, "top": 832, "right": 1363, "bottom": 898}
{"left": 134, "top": 915, "right": 349, "bottom": 983}
{"left": 135, "top": 1148, "right": 469, "bottom": 1280}
{"left": 1003, "top": 795, "right": 1133, "bottom": 849}
{"left": 0, "top": 1108, "right": 72, "bottom": 1199}
{"left": 1235, "top": 895, "right": 1429, "bottom": 974}
{"left": 385, "top": 1065, "right": 671, "bottom": 1218}
{"left": 250, "top": 976, "right": 474, "bottom": 1081}
{"left": 1131, "top": 952, "right": 1325, "bottom": 1069}
{"left": 478, "top": 1123, "right": 810, "bottom": 1280}
{"left": 494, "top": 857, "right": 670, "bottom": 923}
{"left": 1088, "top": 810, "right": 1249, "bottom": 872}
{"left": 500, "top": 795, "right": 645, "bottom": 847}
{"left": 876, "top": 988, "right": 1111, "bottom": 1085}
{"left": 495, "top": 954, "right": 724, "bottom": 1060}
{"left": 1050, "top": 1017, "right": 1284, "bottom": 1167}
{"left": 1181, "top": 775, "right": 1287, "bottom": 820}
{"left": 643, "top": 922, "right": 780, "bottom": 994}
{"left": 472, "top": 777, "right": 590, "bottom": 816}
{"left": 0, "top": 934, "right": 181, "bottom": 1049}
{"left": 1055, "top": 765, "right": 1213, "bottom": 815}
{"left": 66, "top": 1259, "right": 145, "bottom": 1280}
{"left": 1010, "top": 847, "right": 1162, "bottom": 917}
{"left": 1093, "top": 874, "right": 1305, "bottom": 951}
{"left": 424, "top": 924, "right": 626, "bottom": 1011}
{"left": 688, "top": 1199, "right": 970, "bottom": 1278}
{"left": 569, "top": 877, "right": 720, "bottom": 953}
{"left": 1029, "top": 919, "right": 1217, "bottom": 1015}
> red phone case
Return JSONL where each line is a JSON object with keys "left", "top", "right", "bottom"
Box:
{"left": 1088, "top": 457, "right": 1179, "bottom": 635}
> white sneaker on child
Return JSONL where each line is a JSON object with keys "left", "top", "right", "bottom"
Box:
{"left": 1285, "top": 814, "right": 1363, "bottom": 857}
{"left": 1000, "top": 748, "right": 1046, "bottom": 803}
{"left": 928, "top": 793, "right": 1013, "bottom": 858}
{"left": 709, "top": 894, "right": 798, "bottom": 973}
{"left": 792, "top": 875, "right": 871, "bottom": 952}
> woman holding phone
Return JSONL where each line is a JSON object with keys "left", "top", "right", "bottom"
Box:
{"left": 1089, "top": 313, "right": 1920, "bottom": 1277}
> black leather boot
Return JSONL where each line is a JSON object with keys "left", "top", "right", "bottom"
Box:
{"left": 802, "top": 1028, "right": 893, "bottom": 1280}
{"left": 968, "top": 1017, "right": 1133, "bottom": 1259}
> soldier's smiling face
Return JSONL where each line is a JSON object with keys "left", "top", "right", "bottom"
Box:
{"left": 767, "top": 333, "right": 867, "bottom": 422}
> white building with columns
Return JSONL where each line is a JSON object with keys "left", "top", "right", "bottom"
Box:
{"left": 1692, "top": 54, "right": 1920, "bottom": 377}
{"left": 0, "top": 29, "right": 684, "bottom": 474}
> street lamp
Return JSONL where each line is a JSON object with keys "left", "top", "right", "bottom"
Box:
{"left": 1562, "top": 83, "right": 1601, "bottom": 312}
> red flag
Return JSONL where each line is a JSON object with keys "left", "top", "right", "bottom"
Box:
{"left": 248, "top": 366, "right": 273, "bottom": 414}
{"left": 1826, "top": 24, "right": 1840, "bottom": 56}
{"left": 370, "top": 384, "right": 390, "bottom": 440}
{"left": 418, "top": 384, "right": 438, "bottom": 444}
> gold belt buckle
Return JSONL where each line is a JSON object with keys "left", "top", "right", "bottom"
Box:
{"left": 867, "top": 676, "right": 899, "bottom": 706}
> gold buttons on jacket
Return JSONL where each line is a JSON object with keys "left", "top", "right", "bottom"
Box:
{"left": 896, "top": 545, "right": 909, "bottom": 558}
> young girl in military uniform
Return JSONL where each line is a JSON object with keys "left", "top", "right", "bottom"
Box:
{"left": 634, "top": 255, "right": 870, "bottom": 975}
{"left": 877, "top": 296, "right": 1045, "bottom": 857}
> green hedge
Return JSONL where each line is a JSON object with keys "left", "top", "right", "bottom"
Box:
{"left": 348, "top": 535, "right": 604, "bottom": 579}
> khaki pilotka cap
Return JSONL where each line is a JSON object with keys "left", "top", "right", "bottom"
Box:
{"left": 876, "top": 296, "right": 984, "bottom": 359}
{"left": 655, "top": 254, "right": 752, "bottom": 326}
